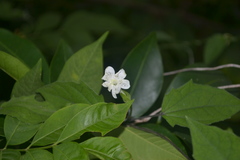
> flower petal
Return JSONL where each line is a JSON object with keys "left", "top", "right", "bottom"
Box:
{"left": 116, "top": 69, "right": 126, "bottom": 79}
{"left": 111, "top": 89, "right": 117, "bottom": 99}
{"left": 102, "top": 66, "right": 115, "bottom": 80}
{"left": 102, "top": 82, "right": 109, "bottom": 88}
{"left": 120, "top": 80, "right": 130, "bottom": 89}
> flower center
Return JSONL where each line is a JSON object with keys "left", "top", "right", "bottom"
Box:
{"left": 110, "top": 79, "right": 118, "bottom": 86}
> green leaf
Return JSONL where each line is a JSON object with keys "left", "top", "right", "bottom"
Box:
{"left": 166, "top": 64, "right": 231, "bottom": 94}
{"left": 58, "top": 32, "right": 108, "bottom": 93}
{"left": 122, "top": 33, "right": 163, "bottom": 118}
{"left": 0, "top": 117, "right": 4, "bottom": 137}
{"left": 0, "top": 150, "right": 21, "bottom": 160}
{"left": 186, "top": 117, "right": 240, "bottom": 160}
{"left": 0, "top": 51, "right": 29, "bottom": 80}
{"left": 80, "top": 137, "right": 131, "bottom": 160}
{"left": 4, "top": 116, "right": 40, "bottom": 145}
{"left": 0, "top": 28, "right": 49, "bottom": 82}
{"left": 162, "top": 81, "right": 240, "bottom": 127}
{"left": 30, "top": 104, "right": 89, "bottom": 146}
{"left": 116, "top": 126, "right": 187, "bottom": 160}
{"left": 50, "top": 40, "right": 73, "bottom": 82}
{"left": 204, "top": 34, "right": 232, "bottom": 64}
{"left": 21, "top": 150, "right": 53, "bottom": 160}
{"left": 53, "top": 142, "right": 89, "bottom": 160}
{"left": 11, "top": 59, "right": 43, "bottom": 97}
{"left": 139, "top": 123, "right": 187, "bottom": 154}
{"left": 37, "top": 82, "right": 104, "bottom": 110}
{"left": 0, "top": 95, "right": 55, "bottom": 124}
{"left": 56, "top": 101, "right": 133, "bottom": 143}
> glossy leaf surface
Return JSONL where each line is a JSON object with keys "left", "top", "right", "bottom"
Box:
{"left": 0, "top": 51, "right": 29, "bottom": 80}
{"left": 21, "top": 150, "right": 53, "bottom": 160}
{"left": 80, "top": 137, "right": 131, "bottom": 160}
{"left": 58, "top": 32, "right": 108, "bottom": 93}
{"left": 187, "top": 117, "right": 240, "bottom": 160}
{"left": 117, "top": 126, "right": 187, "bottom": 160}
{"left": 122, "top": 33, "right": 163, "bottom": 118}
{"left": 162, "top": 81, "right": 240, "bottom": 127}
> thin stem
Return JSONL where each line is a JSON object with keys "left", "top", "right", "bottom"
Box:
{"left": 218, "top": 84, "right": 240, "bottom": 89}
{"left": 133, "top": 108, "right": 162, "bottom": 124}
{"left": 164, "top": 63, "right": 240, "bottom": 76}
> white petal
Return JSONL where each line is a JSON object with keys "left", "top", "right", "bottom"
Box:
{"left": 120, "top": 80, "right": 130, "bottom": 89}
{"left": 116, "top": 69, "right": 126, "bottom": 79}
{"left": 111, "top": 89, "right": 117, "bottom": 99}
{"left": 102, "top": 82, "right": 109, "bottom": 88}
{"left": 114, "top": 85, "right": 121, "bottom": 94}
{"left": 102, "top": 66, "right": 115, "bottom": 80}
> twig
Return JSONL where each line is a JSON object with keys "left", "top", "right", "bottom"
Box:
{"left": 164, "top": 63, "right": 240, "bottom": 76}
{"left": 218, "top": 84, "right": 240, "bottom": 89}
{"left": 134, "top": 108, "right": 162, "bottom": 124}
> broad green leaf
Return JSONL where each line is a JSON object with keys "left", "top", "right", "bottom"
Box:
{"left": 37, "top": 82, "right": 104, "bottom": 110}
{"left": 0, "top": 28, "right": 49, "bottom": 82}
{"left": 139, "top": 123, "right": 187, "bottom": 154}
{"left": 122, "top": 33, "right": 163, "bottom": 118}
{"left": 53, "top": 142, "right": 89, "bottom": 160}
{"left": 0, "top": 51, "right": 29, "bottom": 80}
{"left": 186, "top": 117, "right": 240, "bottom": 160}
{"left": 116, "top": 126, "right": 187, "bottom": 160}
{"left": 204, "top": 34, "right": 231, "bottom": 64}
{"left": 80, "top": 137, "right": 131, "bottom": 160}
{"left": 58, "top": 32, "right": 108, "bottom": 93}
{"left": 11, "top": 60, "right": 43, "bottom": 97}
{"left": 50, "top": 40, "right": 73, "bottom": 82}
{"left": 166, "top": 64, "right": 231, "bottom": 94}
{"left": 0, "top": 150, "right": 21, "bottom": 160}
{"left": 56, "top": 101, "right": 133, "bottom": 143}
{"left": 4, "top": 116, "right": 40, "bottom": 145}
{"left": 21, "top": 150, "right": 53, "bottom": 160}
{"left": 30, "top": 104, "right": 89, "bottom": 146}
{"left": 0, "top": 117, "right": 4, "bottom": 137}
{"left": 0, "top": 95, "right": 55, "bottom": 124}
{"left": 162, "top": 81, "right": 240, "bottom": 127}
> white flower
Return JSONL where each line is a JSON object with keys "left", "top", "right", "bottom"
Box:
{"left": 102, "top": 66, "right": 130, "bottom": 99}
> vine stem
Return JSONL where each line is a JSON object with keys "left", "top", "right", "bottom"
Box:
{"left": 163, "top": 63, "right": 240, "bottom": 76}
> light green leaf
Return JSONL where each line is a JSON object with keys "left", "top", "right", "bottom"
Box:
{"left": 21, "top": 150, "right": 53, "bottom": 160}
{"left": 204, "top": 34, "right": 232, "bottom": 64}
{"left": 186, "top": 117, "right": 240, "bottom": 160}
{"left": 53, "top": 142, "right": 89, "bottom": 160}
{"left": 50, "top": 40, "right": 73, "bottom": 82}
{"left": 0, "top": 95, "right": 55, "bottom": 124}
{"left": 4, "top": 116, "right": 40, "bottom": 145}
{"left": 58, "top": 32, "right": 108, "bottom": 93}
{"left": 0, "top": 28, "right": 49, "bottom": 82}
{"left": 80, "top": 137, "right": 131, "bottom": 160}
{"left": 56, "top": 101, "right": 133, "bottom": 143}
{"left": 116, "top": 126, "right": 187, "bottom": 160}
{"left": 0, "top": 51, "right": 29, "bottom": 80}
{"left": 30, "top": 104, "right": 89, "bottom": 146}
{"left": 11, "top": 59, "right": 43, "bottom": 97}
{"left": 122, "top": 33, "right": 163, "bottom": 118}
{"left": 37, "top": 82, "right": 104, "bottom": 110}
{"left": 0, "top": 150, "right": 21, "bottom": 160}
{"left": 162, "top": 81, "right": 240, "bottom": 127}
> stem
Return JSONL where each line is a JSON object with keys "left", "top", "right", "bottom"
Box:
{"left": 218, "top": 84, "right": 240, "bottom": 89}
{"left": 133, "top": 108, "right": 162, "bottom": 124}
{"left": 164, "top": 63, "right": 240, "bottom": 76}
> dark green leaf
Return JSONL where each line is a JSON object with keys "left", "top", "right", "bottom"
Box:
{"left": 0, "top": 95, "right": 55, "bottom": 124}
{"left": 80, "top": 137, "right": 131, "bottom": 160}
{"left": 0, "top": 28, "right": 49, "bottom": 82}
{"left": 116, "top": 126, "right": 187, "bottom": 160}
{"left": 162, "top": 81, "right": 240, "bottom": 127}
{"left": 53, "top": 142, "right": 89, "bottom": 160}
{"left": 122, "top": 33, "right": 163, "bottom": 118}
{"left": 21, "top": 150, "right": 53, "bottom": 160}
{"left": 37, "top": 82, "right": 104, "bottom": 110}
{"left": 30, "top": 104, "right": 89, "bottom": 146}
{"left": 0, "top": 51, "right": 29, "bottom": 80}
{"left": 11, "top": 59, "right": 43, "bottom": 97}
{"left": 56, "top": 101, "right": 133, "bottom": 143}
{"left": 204, "top": 34, "right": 231, "bottom": 64}
{"left": 58, "top": 32, "right": 108, "bottom": 93}
{"left": 50, "top": 40, "right": 73, "bottom": 82}
{"left": 0, "top": 150, "right": 21, "bottom": 160}
{"left": 4, "top": 116, "right": 40, "bottom": 145}
{"left": 186, "top": 117, "right": 240, "bottom": 160}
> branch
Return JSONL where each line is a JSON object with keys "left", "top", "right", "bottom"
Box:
{"left": 218, "top": 84, "right": 240, "bottom": 89}
{"left": 164, "top": 63, "right": 240, "bottom": 76}
{"left": 133, "top": 108, "right": 162, "bottom": 124}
